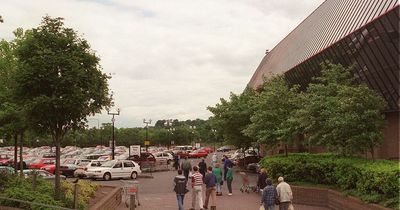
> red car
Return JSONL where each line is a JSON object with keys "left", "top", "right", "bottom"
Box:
{"left": 201, "top": 147, "right": 214, "bottom": 154}
{"left": 126, "top": 152, "right": 156, "bottom": 169}
{"left": 0, "top": 154, "right": 11, "bottom": 166}
{"left": 28, "top": 158, "right": 55, "bottom": 169}
{"left": 188, "top": 149, "right": 208, "bottom": 158}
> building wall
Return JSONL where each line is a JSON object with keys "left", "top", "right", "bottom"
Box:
{"left": 377, "top": 111, "right": 399, "bottom": 160}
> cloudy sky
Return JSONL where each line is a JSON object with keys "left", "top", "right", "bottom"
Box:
{"left": 1, "top": 0, "right": 322, "bottom": 128}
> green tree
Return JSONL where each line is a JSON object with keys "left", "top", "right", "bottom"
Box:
{"left": 244, "top": 74, "right": 301, "bottom": 155}
{"left": 13, "top": 16, "right": 112, "bottom": 198}
{"left": 207, "top": 87, "right": 257, "bottom": 149}
{"left": 295, "top": 63, "right": 386, "bottom": 157}
{"left": 0, "top": 32, "right": 29, "bottom": 175}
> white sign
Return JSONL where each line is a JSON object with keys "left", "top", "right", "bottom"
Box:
{"left": 130, "top": 145, "right": 141, "bottom": 157}
{"left": 195, "top": 143, "right": 200, "bottom": 149}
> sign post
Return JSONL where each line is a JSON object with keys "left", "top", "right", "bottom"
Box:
{"left": 129, "top": 145, "right": 141, "bottom": 157}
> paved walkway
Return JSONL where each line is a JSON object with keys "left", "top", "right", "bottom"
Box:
{"left": 114, "top": 159, "right": 330, "bottom": 210}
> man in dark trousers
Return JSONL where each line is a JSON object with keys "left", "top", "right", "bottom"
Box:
{"left": 174, "top": 169, "right": 189, "bottom": 210}
{"left": 198, "top": 158, "right": 207, "bottom": 181}
{"left": 203, "top": 166, "right": 217, "bottom": 210}
{"left": 181, "top": 156, "right": 192, "bottom": 181}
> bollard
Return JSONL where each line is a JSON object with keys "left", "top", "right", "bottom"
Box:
{"left": 130, "top": 194, "right": 135, "bottom": 210}
{"left": 32, "top": 172, "right": 37, "bottom": 191}
{"left": 73, "top": 184, "right": 78, "bottom": 209}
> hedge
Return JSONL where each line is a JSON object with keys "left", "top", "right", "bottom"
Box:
{"left": 261, "top": 153, "right": 400, "bottom": 209}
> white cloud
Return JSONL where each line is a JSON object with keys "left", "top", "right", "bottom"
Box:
{"left": 0, "top": 0, "right": 323, "bottom": 127}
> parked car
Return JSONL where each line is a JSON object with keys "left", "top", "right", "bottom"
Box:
{"left": 153, "top": 152, "right": 173, "bottom": 165}
{"left": 126, "top": 152, "right": 156, "bottom": 169}
{"left": 188, "top": 149, "right": 208, "bottom": 158}
{"left": 217, "top": 146, "right": 235, "bottom": 152}
{"left": 246, "top": 161, "right": 261, "bottom": 173}
{"left": 0, "top": 166, "right": 14, "bottom": 174}
{"left": 28, "top": 158, "right": 55, "bottom": 169}
{"left": 200, "top": 147, "right": 214, "bottom": 154}
{"left": 22, "top": 169, "right": 66, "bottom": 180}
{"left": 74, "top": 160, "right": 106, "bottom": 178}
{"left": 0, "top": 154, "right": 11, "bottom": 166}
{"left": 236, "top": 156, "right": 261, "bottom": 167}
{"left": 85, "top": 160, "right": 141, "bottom": 181}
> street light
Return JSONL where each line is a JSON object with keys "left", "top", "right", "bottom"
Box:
{"left": 164, "top": 119, "right": 175, "bottom": 149}
{"left": 143, "top": 119, "right": 152, "bottom": 152}
{"left": 189, "top": 125, "right": 196, "bottom": 147}
{"left": 108, "top": 108, "right": 120, "bottom": 160}
{"left": 212, "top": 129, "right": 217, "bottom": 152}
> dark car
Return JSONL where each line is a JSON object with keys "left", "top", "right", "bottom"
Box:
{"left": 247, "top": 161, "right": 261, "bottom": 173}
{"left": 126, "top": 152, "right": 156, "bottom": 169}
{"left": 237, "top": 156, "right": 261, "bottom": 168}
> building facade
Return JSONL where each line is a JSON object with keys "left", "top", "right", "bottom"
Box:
{"left": 248, "top": 0, "right": 399, "bottom": 159}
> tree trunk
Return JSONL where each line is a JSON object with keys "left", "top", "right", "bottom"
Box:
{"left": 19, "top": 132, "right": 24, "bottom": 177}
{"left": 54, "top": 132, "right": 61, "bottom": 200}
{"left": 284, "top": 144, "right": 288, "bottom": 157}
{"left": 370, "top": 146, "right": 375, "bottom": 161}
{"left": 13, "top": 134, "right": 18, "bottom": 173}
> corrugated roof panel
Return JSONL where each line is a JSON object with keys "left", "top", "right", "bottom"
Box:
{"left": 249, "top": 0, "right": 399, "bottom": 88}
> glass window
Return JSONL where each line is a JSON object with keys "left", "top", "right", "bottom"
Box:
{"left": 113, "top": 162, "right": 122, "bottom": 168}
{"left": 124, "top": 161, "right": 134, "bottom": 168}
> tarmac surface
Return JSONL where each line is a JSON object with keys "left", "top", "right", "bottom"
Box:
{"left": 92, "top": 153, "right": 330, "bottom": 210}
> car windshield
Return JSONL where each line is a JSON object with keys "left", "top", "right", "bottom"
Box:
{"left": 100, "top": 160, "right": 116, "bottom": 167}
{"left": 63, "top": 159, "right": 75, "bottom": 164}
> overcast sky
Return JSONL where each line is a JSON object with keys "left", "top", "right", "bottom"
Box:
{"left": 1, "top": 0, "right": 323, "bottom": 128}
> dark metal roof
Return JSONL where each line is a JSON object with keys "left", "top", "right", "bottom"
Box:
{"left": 249, "top": 0, "right": 399, "bottom": 88}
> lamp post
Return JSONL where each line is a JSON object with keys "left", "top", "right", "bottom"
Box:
{"left": 189, "top": 125, "right": 196, "bottom": 147}
{"left": 143, "top": 119, "right": 152, "bottom": 152}
{"left": 164, "top": 119, "right": 174, "bottom": 149}
{"left": 212, "top": 129, "right": 217, "bottom": 152}
{"left": 108, "top": 108, "right": 120, "bottom": 160}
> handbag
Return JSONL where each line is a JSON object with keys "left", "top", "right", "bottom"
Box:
{"left": 259, "top": 204, "right": 265, "bottom": 210}
{"left": 275, "top": 197, "right": 280, "bottom": 205}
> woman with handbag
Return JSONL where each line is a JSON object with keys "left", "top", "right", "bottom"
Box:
{"left": 212, "top": 163, "right": 223, "bottom": 196}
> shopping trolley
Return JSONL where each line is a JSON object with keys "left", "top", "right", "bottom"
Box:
{"left": 121, "top": 180, "right": 140, "bottom": 208}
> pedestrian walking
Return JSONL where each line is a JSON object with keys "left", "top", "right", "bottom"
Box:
{"left": 223, "top": 155, "right": 232, "bottom": 181}
{"left": 211, "top": 153, "right": 217, "bottom": 167}
{"left": 226, "top": 164, "right": 233, "bottom": 195}
{"left": 257, "top": 168, "right": 268, "bottom": 193}
{"left": 276, "top": 177, "right": 293, "bottom": 210}
{"left": 174, "top": 169, "right": 189, "bottom": 210}
{"left": 198, "top": 158, "right": 207, "bottom": 181}
{"left": 174, "top": 154, "right": 180, "bottom": 170}
{"left": 190, "top": 166, "right": 204, "bottom": 210}
{"left": 212, "top": 163, "right": 223, "bottom": 196}
{"left": 203, "top": 166, "right": 217, "bottom": 210}
{"left": 181, "top": 156, "right": 192, "bottom": 181}
{"left": 260, "top": 178, "right": 277, "bottom": 210}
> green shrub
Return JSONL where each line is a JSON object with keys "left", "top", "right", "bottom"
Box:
{"left": 0, "top": 176, "right": 63, "bottom": 210}
{"left": 61, "top": 180, "right": 98, "bottom": 210}
{"left": 261, "top": 153, "right": 400, "bottom": 209}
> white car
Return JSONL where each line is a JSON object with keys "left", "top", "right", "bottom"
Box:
{"left": 153, "top": 152, "right": 173, "bottom": 165}
{"left": 85, "top": 160, "right": 141, "bottom": 181}
{"left": 74, "top": 160, "right": 106, "bottom": 178}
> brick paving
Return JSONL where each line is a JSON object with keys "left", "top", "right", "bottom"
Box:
{"left": 112, "top": 159, "right": 330, "bottom": 210}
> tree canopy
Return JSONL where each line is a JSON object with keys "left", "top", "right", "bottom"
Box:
{"left": 12, "top": 16, "right": 112, "bottom": 198}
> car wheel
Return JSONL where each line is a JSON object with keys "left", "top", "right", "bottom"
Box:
{"left": 103, "top": 172, "right": 111, "bottom": 181}
{"left": 167, "top": 160, "right": 171, "bottom": 165}
{"left": 131, "top": 171, "right": 138, "bottom": 179}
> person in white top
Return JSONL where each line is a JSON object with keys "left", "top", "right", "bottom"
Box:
{"left": 276, "top": 176, "right": 293, "bottom": 210}
{"left": 211, "top": 153, "right": 217, "bottom": 167}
